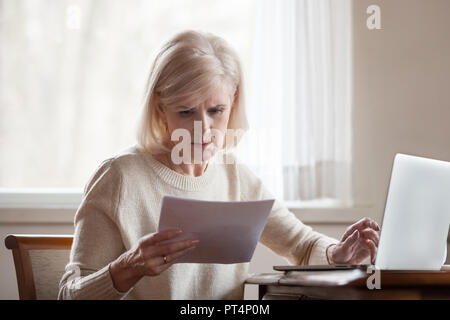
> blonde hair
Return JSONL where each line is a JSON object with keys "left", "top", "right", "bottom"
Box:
{"left": 136, "top": 30, "right": 248, "bottom": 154}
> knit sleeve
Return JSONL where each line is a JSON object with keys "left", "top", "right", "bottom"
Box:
{"left": 237, "top": 162, "right": 339, "bottom": 265}
{"left": 58, "top": 158, "right": 129, "bottom": 299}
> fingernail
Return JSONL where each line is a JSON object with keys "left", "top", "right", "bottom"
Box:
{"left": 191, "top": 239, "right": 200, "bottom": 244}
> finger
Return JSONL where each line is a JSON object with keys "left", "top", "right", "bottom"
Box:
{"left": 343, "top": 217, "right": 380, "bottom": 240}
{"left": 363, "top": 238, "right": 377, "bottom": 264}
{"left": 153, "top": 245, "right": 197, "bottom": 274}
{"left": 359, "top": 228, "right": 380, "bottom": 247}
{"left": 342, "top": 218, "right": 380, "bottom": 241}
{"left": 150, "top": 239, "right": 199, "bottom": 257}
{"left": 342, "top": 229, "right": 360, "bottom": 250}
{"left": 165, "top": 245, "right": 197, "bottom": 264}
{"left": 140, "top": 229, "right": 183, "bottom": 246}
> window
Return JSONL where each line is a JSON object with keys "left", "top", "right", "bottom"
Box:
{"left": 235, "top": 0, "right": 353, "bottom": 205}
{"left": 1, "top": 0, "right": 352, "bottom": 205}
{"left": 0, "top": 0, "right": 257, "bottom": 188}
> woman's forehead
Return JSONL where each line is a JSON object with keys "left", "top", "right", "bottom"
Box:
{"left": 177, "top": 83, "right": 234, "bottom": 107}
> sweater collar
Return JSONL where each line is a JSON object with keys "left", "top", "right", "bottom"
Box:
{"left": 140, "top": 150, "right": 220, "bottom": 191}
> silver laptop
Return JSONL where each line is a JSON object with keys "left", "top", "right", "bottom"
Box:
{"left": 274, "top": 153, "right": 450, "bottom": 272}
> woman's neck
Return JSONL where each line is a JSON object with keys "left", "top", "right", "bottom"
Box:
{"left": 154, "top": 152, "right": 209, "bottom": 177}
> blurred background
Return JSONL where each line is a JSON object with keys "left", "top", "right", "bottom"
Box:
{"left": 1, "top": 0, "right": 450, "bottom": 299}
{"left": 0, "top": 0, "right": 258, "bottom": 190}
{"left": 0, "top": 0, "right": 353, "bottom": 204}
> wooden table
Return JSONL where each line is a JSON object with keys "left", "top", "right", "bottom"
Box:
{"left": 245, "top": 269, "right": 450, "bottom": 300}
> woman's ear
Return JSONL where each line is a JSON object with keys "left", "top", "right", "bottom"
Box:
{"left": 154, "top": 93, "right": 166, "bottom": 118}
{"left": 154, "top": 93, "right": 168, "bottom": 132}
{"left": 153, "top": 93, "right": 161, "bottom": 111}
{"left": 230, "top": 87, "right": 239, "bottom": 108}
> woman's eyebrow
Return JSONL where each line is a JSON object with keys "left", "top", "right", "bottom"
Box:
{"left": 175, "top": 105, "right": 194, "bottom": 110}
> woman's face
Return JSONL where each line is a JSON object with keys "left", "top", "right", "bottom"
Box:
{"left": 161, "top": 83, "right": 233, "bottom": 162}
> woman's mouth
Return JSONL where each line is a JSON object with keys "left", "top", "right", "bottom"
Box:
{"left": 192, "top": 142, "right": 212, "bottom": 149}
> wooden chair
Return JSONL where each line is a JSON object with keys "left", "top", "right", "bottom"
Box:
{"left": 4, "top": 234, "right": 73, "bottom": 300}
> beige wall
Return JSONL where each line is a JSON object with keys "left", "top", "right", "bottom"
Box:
{"left": 353, "top": 0, "right": 450, "bottom": 222}
{"left": 1, "top": 0, "right": 450, "bottom": 300}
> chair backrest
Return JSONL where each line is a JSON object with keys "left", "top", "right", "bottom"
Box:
{"left": 4, "top": 234, "right": 73, "bottom": 300}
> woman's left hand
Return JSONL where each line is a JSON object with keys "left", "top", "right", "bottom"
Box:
{"left": 328, "top": 217, "right": 380, "bottom": 265}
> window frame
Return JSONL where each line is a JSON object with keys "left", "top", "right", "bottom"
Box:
{"left": 0, "top": 189, "right": 372, "bottom": 224}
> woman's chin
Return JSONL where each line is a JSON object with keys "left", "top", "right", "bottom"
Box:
{"left": 201, "top": 148, "right": 216, "bottom": 162}
{"left": 190, "top": 143, "right": 218, "bottom": 162}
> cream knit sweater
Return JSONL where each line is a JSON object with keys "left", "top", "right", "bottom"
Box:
{"left": 58, "top": 144, "right": 338, "bottom": 300}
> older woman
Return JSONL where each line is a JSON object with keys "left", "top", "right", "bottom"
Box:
{"left": 58, "top": 30, "right": 380, "bottom": 300}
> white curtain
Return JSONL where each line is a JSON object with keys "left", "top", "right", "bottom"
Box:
{"left": 235, "top": 0, "right": 353, "bottom": 205}
{"left": 0, "top": 0, "right": 257, "bottom": 188}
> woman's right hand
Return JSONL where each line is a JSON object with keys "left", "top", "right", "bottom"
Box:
{"left": 109, "top": 229, "right": 199, "bottom": 293}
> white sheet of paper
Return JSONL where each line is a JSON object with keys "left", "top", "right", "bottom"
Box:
{"left": 157, "top": 195, "right": 275, "bottom": 264}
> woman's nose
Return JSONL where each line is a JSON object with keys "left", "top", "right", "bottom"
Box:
{"left": 192, "top": 114, "right": 212, "bottom": 142}
{"left": 198, "top": 112, "right": 212, "bottom": 130}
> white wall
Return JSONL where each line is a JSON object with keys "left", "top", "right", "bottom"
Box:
{"left": 0, "top": 209, "right": 75, "bottom": 300}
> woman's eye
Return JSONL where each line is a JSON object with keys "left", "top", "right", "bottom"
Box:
{"left": 179, "top": 110, "right": 193, "bottom": 116}
{"left": 209, "top": 108, "right": 224, "bottom": 115}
